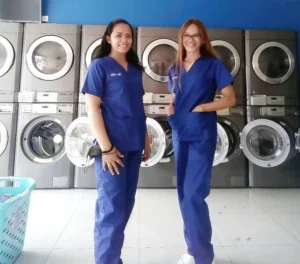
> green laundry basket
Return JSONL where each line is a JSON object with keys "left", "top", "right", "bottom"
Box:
{"left": 0, "top": 177, "right": 36, "bottom": 264}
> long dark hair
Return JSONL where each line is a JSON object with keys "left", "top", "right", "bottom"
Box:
{"left": 92, "top": 19, "right": 144, "bottom": 71}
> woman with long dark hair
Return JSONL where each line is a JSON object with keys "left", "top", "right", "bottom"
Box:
{"left": 82, "top": 19, "right": 151, "bottom": 264}
{"left": 168, "top": 19, "right": 236, "bottom": 264}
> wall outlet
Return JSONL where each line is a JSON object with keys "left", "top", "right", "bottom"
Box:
{"left": 42, "top": 16, "right": 49, "bottom": 22}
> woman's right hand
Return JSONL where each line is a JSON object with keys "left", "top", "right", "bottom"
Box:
{"left": 167, "top": 103, "right": 175, "bottom": 116}
{"left": 102, "top": 147, "right": 124, "bottom": 175}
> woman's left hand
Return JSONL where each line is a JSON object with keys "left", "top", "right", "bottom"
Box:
{"left": 142, "top": 132, "right": 151, "bottom": 162}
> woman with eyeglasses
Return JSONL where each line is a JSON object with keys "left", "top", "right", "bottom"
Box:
{"left": 167, "top": 19, "right": 236, "bottom": 264}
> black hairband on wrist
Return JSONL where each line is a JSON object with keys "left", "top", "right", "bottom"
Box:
{"left": 101, "top": 144, "right": 114, "bottom": 154}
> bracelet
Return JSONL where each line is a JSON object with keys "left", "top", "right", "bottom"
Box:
{"left": 101, "top": 144, "right": 114, "bottom": 154}
{"left": 102, "top": 148, "right": 117, "bottom": 155}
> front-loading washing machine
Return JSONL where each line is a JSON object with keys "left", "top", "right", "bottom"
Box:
{"left": 245, "top": 30, "right": 298, "bottom": 106}
{"left": 211, "top": 106, "right": 248, "bottom": 188}
{"left": 19, "top": 23, "right": 81, "bottom": 103}
{"left": 14, "top": 103, "right": 77, "bottom": 189}
{"left": 138, "top": 103, "right": 176, "bottom": 188}
{"left": 0, "top": 103, "right": 18, "bottom": 176}
{"left": 0, "top": 22, "right": 23, "bottom": 102}
{"left": 208, "top": 29, "right": 245, "bottom": 106}
{"left": 79, "top": 25, "right": 107, "bottom": 103}
{"left": 137, "top": 27, "right": 179, "bottom": 94}
{"left": 240, "top": 106, "right": 300, "bottom": 187}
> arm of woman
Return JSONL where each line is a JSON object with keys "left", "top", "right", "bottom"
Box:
{"left": 192, "top": 84, "right": 236, "bottom": 112}
{"left": 85, "top": 94, "right": 124, "bottom": 175}
{"left": 82, "top": 60, "right": 124, "bottom": 175}
{"left": 193, "top": 59, "right": 236, "bottom": 112}
{"left": 85, "top": 94, "right": 112, "bottom": 151}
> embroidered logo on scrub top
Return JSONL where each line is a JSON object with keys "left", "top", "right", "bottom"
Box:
{"left": 110, "top": 73, "right": 122, "bottom": 77}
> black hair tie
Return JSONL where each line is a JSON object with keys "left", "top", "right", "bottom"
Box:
{"left": 101, "top": 144, "right": 114, "bottom": 154}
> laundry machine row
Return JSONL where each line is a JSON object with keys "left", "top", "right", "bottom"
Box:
{"left": 1, "top": 22, "right": 300, "bottom": 189}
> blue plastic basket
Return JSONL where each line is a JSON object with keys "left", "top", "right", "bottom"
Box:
{"left": 0, "top": 177, "right": 36, "bottom": 264}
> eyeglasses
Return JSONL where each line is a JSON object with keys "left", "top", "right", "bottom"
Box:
{"left": 183, "top": 34, "right": 201, "bottom": 40}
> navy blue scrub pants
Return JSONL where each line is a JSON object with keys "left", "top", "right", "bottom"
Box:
{"left": 94, "top": 151, "right": 142, "bottom": 264}
{"left": 173, "top": 139, "right": 216, "bottom": 264}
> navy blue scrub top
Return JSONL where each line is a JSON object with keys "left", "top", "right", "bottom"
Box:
{"left": 168, "top": 56, "right": 234, "bottom": 141}
{"left": 82, "top": 56, "right": 146, "bottom": 152}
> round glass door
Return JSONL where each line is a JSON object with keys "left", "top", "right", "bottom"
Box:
{"left": 217, "top": 118, "right": 241, "bottom": 163}
{"left": 142, "top": 39, "right": 178, "bottom": 82}
{"left": 159, "top": 121, "right": 173, "bottom": 163}
{"left": 0, "top": 36, "right": 15, "bottom": 77}
{"left": 141, "top": 118, "right": 166, "bottom": 167}
{"left": 240, "top": 119, "right": 291, "bottom": 167}
{"left": 85, "top": 38, "right": 102, "bottom": 68}
{"left": 26, "top": 36, "right": 74, "bottom": 81}
{"left": 213, "top": 123, "right": 229, "bottom": 166}
{"left": 252, "top": 41, "right": 295, "bottom": 84}
{"left": 296, "top": 128, "right": 300, "bottom": 153}
{"left": 0, "top": 122, "right": 8, "bottom": 156}
{"left": 65, "top": 117, "right": 95, "bottom": 167}
{"left": 22, "top": 117, "right": 66, "bottom": 163}
{"left": 211, "top": 40, "right": 240, "bottom": 77}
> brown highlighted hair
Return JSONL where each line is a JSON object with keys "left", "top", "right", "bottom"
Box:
{"left": 172, "top": 18, "right": 216, "bottom": 90}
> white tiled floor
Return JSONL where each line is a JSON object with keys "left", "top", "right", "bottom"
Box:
{"left": 15, "top": 188, "right": 300, "bottom": 264}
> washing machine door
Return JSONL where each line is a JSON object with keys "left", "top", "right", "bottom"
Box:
{"left": 217, "top": 117, "right": 242, "bottom": 164}
{"left": 22, "top": 116, "right": 67, "bottom": 163}
{"left": 85, "top": 38, "right": 103, "bottom": 68}
{"left": 252, "top": 41, "right": 295, "bottom": 84}
{"left": 211, "top": 40, "right": 240, "bottom": 78}
{"left": 0, "top": 36, "right": 15, "bottom": 77}
{"left": 142, "top": 39, "right": 178, "bottom": 82}
{"left": 240, "top": 119, "right": 295, "bottom": 167}
{"left": 158, "top": 121, "right": 174, "bottom": 163}
{"left": 0, "top": 121, "right": 8, "bottom": 156}
{"left": 141, "top": 117, "right": 166, "bottom": 167}
{"left": 26, "top": 36, "right": 74, "bottom": 81}
{"left": 214, "top": 122, "right": 230, "bottom": 166}
{"left": 296, "top": 129, "right": 300, "bottom": 153}
{"left": 65, "top": 117, "right": 95, "bottom": 167}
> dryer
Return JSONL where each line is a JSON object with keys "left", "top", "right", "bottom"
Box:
{"left": 245, "top": 30, "right": 298, "bottom": 106}
{"left": 0, "top": 22, "right": 23, "bottom": 102}
{"left": 19, "top": 23, "right": 81, "bottom": 103}
{"left": 14, "top": 103, "right": 76, "bottom": 189}
{"left": 137, "top": 27, "right": 179, "bottom": 94}
{"left": 138, "top": 103, "right": 176, "bottom": 188}
{"left": 208, "top": 29, "right": 245, "bottom": 106}
{"left": 211, "top": 106, "right": 248, "bottom": 187}
{"left": 0, "top": 103, "right": 18, "bottom": 176}
{"left": 241, "top": 106, "right": 300, "bottom": 187}
{"left": 79, "top": 25, "right": 107, "bottom": 103}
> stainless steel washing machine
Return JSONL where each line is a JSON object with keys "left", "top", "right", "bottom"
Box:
{"left": 0, "top": 103, "right": 18, "bottom": 176}
{"left": 245, "top": 30, "right": 298, "bottom": 106}
{"left": 0, "top": 22, "right": 23, "bottom": 102}
{"left": 211, "top": 106, "right": 248, "bottom": 188}
{"left": 208, "top": 29, "right": 245, "bottom": 106}
{"left": 14, "top": 103, "right": 77, "bottom": 189}
{"left": 137, "top": 27, "right": 179, "bottom": 94}
{"left": 240, "top": 106, "right": 300, "bottom": 187}
{"left": 65, "top": 103, "right": 96, "bottom": 188}
{"left": 19, "top": 23, "right": 81, "bottom": 103}
{"left": 138, "top": 103, "right": 176, "bottom": 188}
{"left": 79, "top": 25, "right": 107, "bottom": 103}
